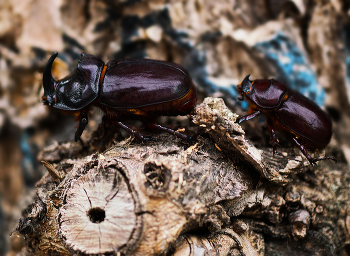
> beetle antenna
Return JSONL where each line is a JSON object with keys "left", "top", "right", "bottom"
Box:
{"left": 241, "top": 74, "right": 252, "bottom": 93}
{"left": 42, "top": 52, "right": 58, "bottom": 105}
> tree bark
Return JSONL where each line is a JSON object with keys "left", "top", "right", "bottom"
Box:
{"left": 14, "top": 97, "right": 348, "bottom": 256}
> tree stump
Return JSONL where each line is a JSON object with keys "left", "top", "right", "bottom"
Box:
{"left": 14, "top": 97, "right": 347, "bottom": 256}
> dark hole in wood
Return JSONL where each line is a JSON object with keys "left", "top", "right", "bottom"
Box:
{"left": 87, "top": 207, "right": 106, "bottom": 223}
{"left": 144, "top": 162, "right": 171, "bottom": 191}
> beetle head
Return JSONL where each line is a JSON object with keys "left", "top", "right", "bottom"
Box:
{"left": 42, "top": 52, "right": 103, "bottom": 111}
{"left": 237, "top": 74, "right": 252, "bottom": 100}
{"left": 42, "top": 52, "right": 58, "bottom": 107}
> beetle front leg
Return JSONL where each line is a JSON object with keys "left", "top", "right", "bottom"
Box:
{"left": 236, "top": 110, "right": 261, "bottom": 124}
{"left": 292, "top": 137, "right": 337, "bottom": 166}
{"left": 75, "top": 111, "right": 89, "bottom": 142}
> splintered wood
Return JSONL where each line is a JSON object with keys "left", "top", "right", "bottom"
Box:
{"left": 60, "top": 168, "right": 135, "bottom": 254}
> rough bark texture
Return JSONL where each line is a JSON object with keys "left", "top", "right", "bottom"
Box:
{"left": 1, "top": 0, "right": 350, "bottom": 255}
{"left": 13, "top": 98, "right": 349, "bottom": 256}
{"left": 16, "top": 99, "right": 260, "bottom": 255}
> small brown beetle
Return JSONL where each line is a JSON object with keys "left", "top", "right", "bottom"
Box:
{"left": 237, "top": 75, "right": 336, "bottom": 165}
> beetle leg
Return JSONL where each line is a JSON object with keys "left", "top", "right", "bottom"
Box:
{"left": 113, "top": 121, "right": 157, "bottom": 141}
{"left": 313, "top": 156, "right": 338, "bottom": 164}
{"left": 269, "top": 127, "right": 283, "bottom": 156}
{"left": 75, "top": 111, "right": 89, "bottom": 142}
{"left": 147, "top": 123, "right": 194, "bottom": 142}
{"left": 292, "top": 137, "right": 315, "bottom": 165}
{"left": 292, "top": 137, "right": 337, "bottom": 166}
{"left": 236, "top": 110, "right": 261, "bottom": 124}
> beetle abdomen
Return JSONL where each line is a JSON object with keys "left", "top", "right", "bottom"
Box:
{"left": 275, "top": 92, "right": 332, "bottom": 149}
{"left": 99, "top": 59, "right": 194, "bottom": 109}
{"left": 136, "top": 83, "right": 197, "bottom": 116}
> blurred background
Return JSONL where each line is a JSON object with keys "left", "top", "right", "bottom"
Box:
{"left": 0, "top": 0, "right": 350, "bottom": 255}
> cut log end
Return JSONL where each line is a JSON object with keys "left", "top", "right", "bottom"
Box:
{"left": 59, "top": 167, "right": 136, "bottom": 254}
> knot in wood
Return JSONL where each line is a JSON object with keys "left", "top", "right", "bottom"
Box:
{"left": 144, "top": 162, "right": 171, "bottom": 191}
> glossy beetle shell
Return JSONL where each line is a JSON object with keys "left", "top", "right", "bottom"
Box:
{"left": 54, "top": 54, "right": 104, "bottom": 111}
{"left": 275, "top": 91, "right": 332, "bottom": 149}
{"left": 237, "top": 75, "right": 335, "bottom": 165}
{"left": 42, "top": 52, "right": 197, "bottom": 142}
{"left": 246, "top": 79, "right": 288, "bottom": 109}
{"left": 99, "top": 59, "right": 196, "bottom": 115}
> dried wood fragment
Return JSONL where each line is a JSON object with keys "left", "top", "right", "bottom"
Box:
{"left": 170, "top": 224, "right": 261, "bottom": 256}
{"left": 192, "top": 97, "right": 315, "bottom": 184}
{"left": 41, "top": 161, "right": 64, "bottom": 183}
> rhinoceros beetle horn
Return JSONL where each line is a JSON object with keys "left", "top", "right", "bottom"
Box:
{"left": 42, "top": 52, "right": 58, "bottom": 106}
{"left": 241, "top": 74, "right": 252, "bottom": 93}
{"left": 237, "top": 74, "right": 252, "bottom": 100}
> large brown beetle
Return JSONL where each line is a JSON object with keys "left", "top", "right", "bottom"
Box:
{"left": 236, "top": 74, "right": 336, "bottom": 166}
{"left": 42, "top": 52, "right": 197, "bottom": 142}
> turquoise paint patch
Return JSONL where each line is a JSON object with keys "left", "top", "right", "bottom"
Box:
{"left": 253, "top": 32, "right": 325, "bottom": 106}
{"left": 346, "top": 56, "right": 350, "bottom": 85}
{"left": 344, "top": 27, "right": 350, "bottom": 88}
